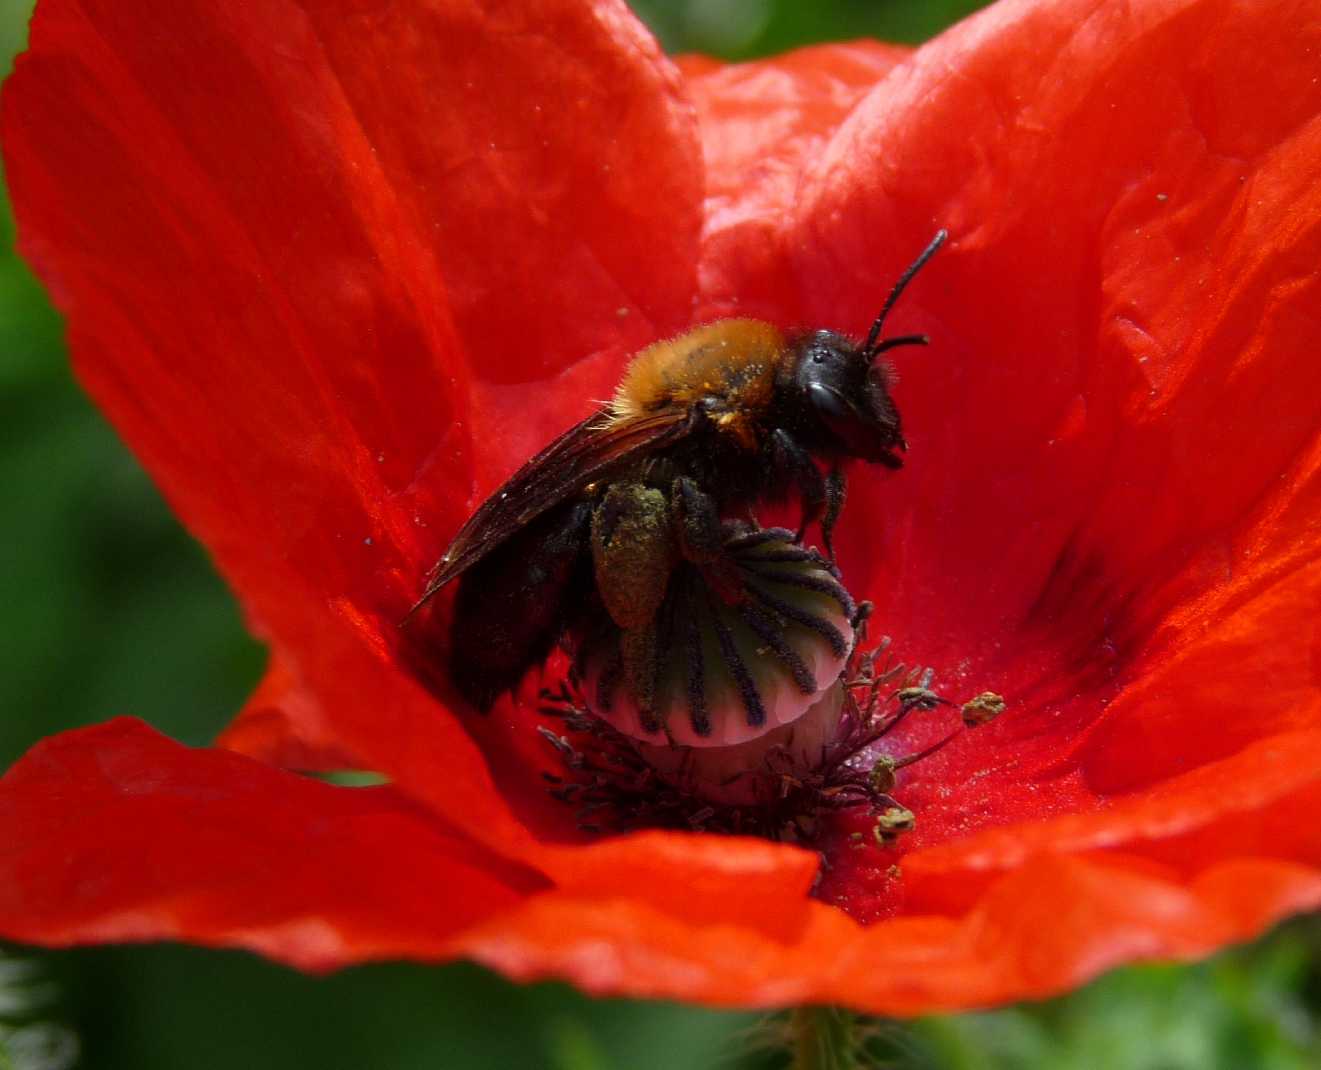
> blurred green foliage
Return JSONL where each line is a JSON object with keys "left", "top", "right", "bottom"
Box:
{"left": 631, "top": 0, "right": 988, "bottom": 56}
{"left": 1, "top": 0, "right": 1318, "bottom": 1067}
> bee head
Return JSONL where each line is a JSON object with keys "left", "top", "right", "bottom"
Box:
{"left": 783, "top": 229, "right": 947, "bottom": 468}
{"left": 786, "top": 330, "right": 907, "bottom": 467}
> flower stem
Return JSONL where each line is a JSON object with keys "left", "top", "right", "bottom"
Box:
{"left": 789, "top": 1006, "right": 862, "bottom": 1070}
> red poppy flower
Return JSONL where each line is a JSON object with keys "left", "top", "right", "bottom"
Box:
{"left": 3, "top": 0, "right": 1321, "bottom": 1016}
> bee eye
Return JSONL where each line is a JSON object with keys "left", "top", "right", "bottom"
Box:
{"left": 812, "top": 353, "right": 823, "bottom": 364}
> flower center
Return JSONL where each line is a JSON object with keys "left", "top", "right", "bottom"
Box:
{"left": 538, "top": 528, "right": 1005, "bottom": 847}
{"left": 573, "top": 527, "right": 854, "bottom": 746}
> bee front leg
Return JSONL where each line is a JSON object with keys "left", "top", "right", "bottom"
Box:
{"left": 770, "top": 429, "right": 829, "bottom": 554}
{"left": 821, "top": 466, "right": 846, "bottom": 561}
{"left": 591, "top": 483, "right": 675, "bottom": 730}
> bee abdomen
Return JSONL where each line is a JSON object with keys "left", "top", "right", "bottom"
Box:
{"left": 449, "top": 499, "right": 593, "bottom": 711}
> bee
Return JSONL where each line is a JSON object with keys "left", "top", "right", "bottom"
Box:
{"left": 412, "top": 230, "right": 947, "bottom": 716}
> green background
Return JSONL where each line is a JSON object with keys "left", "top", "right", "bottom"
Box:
{"left": 1, "top": 1, "right": 1318, "bottom": 1067}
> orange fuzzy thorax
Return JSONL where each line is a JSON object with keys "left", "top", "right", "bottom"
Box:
{"left": 609, "top": 319, "right": 787, "bottom": 451}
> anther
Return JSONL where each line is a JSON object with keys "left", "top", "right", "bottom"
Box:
{"left": 962, "top": 691, "right": 1006, "bottom": 726}
{"left": 873, "top": 806, "right": 915, "bottom": 845}
{"left": 895, "top": 685, "right": 944, "bottom": 711}
{"left": 869, "top": 755, "right": 898, "bottom": 793}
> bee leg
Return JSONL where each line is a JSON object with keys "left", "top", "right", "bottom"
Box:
{"left": 591, "top": 482, "right": 675, "bottom": 628}
{"left": 591, "top": 482, "right": 675, "bottom": 732}
{"left": 671, "top": 475, "right": 722, "bottom": 563}
{"left": 771, "top": 429, "right": 828, "bottom": 551}
{"left": 672, "top": 476, "right": 745, "bottom": 605}
{"left": 821, "top": 466, "right": 847, "bottom": 561}
{"left": 617, "top": 626, "right": 661, "bottom": 734}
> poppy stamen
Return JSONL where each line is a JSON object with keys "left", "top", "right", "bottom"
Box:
{"left": 536, "top": 609, "right": 1006, "bottom": 849}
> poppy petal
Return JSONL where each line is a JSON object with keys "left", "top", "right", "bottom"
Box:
{"left": 822, "top": 545, "right": 1321, "bottom": 922}
{"left": 788, "top": 0, "right": 1321, "bottom": 651}
{"left": 0, "top": 719, "right": 545, "bottom": 970}
{"left": 900, "top": 730, "right": 1321, "bottom": 917}
{"left": 3, "top": 0, "right": 475, "bottom": 628}
{"left": 217, "top": 655, "right": 361, "bottom": 772}
{"left": 487, "top": 0, "right": 1321, "bottom": 1006}
{"left": 289, "top": 0, "right": 705, "bottom": 479}
{"left": 676, "top": 41, "right": 910, "bottom": 322}
{"left": 773, "top": 0, "right": 1321, "bottom": 933}
{"left": 1, "top": 0, "right": 701, "bottom": 837}
{"left": 458, "top": 848, "right": 1321, "bottom": 1013}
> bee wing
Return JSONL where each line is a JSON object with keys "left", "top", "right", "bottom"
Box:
{"left": 407, "top": 406, "right": 695, "bottom": 616}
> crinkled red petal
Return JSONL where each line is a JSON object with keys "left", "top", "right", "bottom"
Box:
{"left": 217, "top": 655, "right": 361, "bottom": 772}
{"left": 458, "top": 851, "right": 1321, "bottom": 1013}
{"left": 789, "top": 0, "right": 1321, "bottom": 924}
{"left": 675, "top": 41, "right": 910, "bottom": 323}
{"left": 0, "top": 720, "right": 545, "bottom": 970}
{"left": 4, "top": 719, "right": 1317, "bottom": 1010}
{"left": 1, "top": 0, "right": 702, "bottom": 854}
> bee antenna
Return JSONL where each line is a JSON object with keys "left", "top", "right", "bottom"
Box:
{"left": 862, "top": 228, "right": 948, "bottom": 360}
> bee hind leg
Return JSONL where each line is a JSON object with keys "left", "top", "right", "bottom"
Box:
{"left": 591, "top": 482, "right": 675, "bottom": 733}
{"left": 671, "top": 475, "right": 746, "bottom": 605}
{"left": 591, "top": 482, "right": 675, "bottom": 629}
